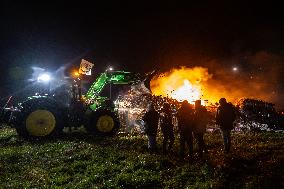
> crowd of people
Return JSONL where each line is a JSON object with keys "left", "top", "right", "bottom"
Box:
{"left": 142, "top": 97, "right": 236, "bottom": 159}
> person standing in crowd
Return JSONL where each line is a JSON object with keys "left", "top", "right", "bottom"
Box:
{"left": 216, "top": 98, "right": 236, "bottom": 153}
{"left": 177, "top": 100, "right": 195, "bottom": 159}
{"left": 160, "top": 102, "right": 175, "bottom": 154}
{"left": 142, "top": 103, "right": 160, "bottom": 153}
{"left": 193, "top": 100, "right": 209, "bottom": 158}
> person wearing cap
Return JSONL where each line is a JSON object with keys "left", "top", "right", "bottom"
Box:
{"left": 160, "top": 102, "right": 175, "bottom": 154}
{"left": 216, "top": 98, "right": 236, "bottom": 153}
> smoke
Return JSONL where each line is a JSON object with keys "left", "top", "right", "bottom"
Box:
{"left": 207, "top": 51, "right": 284, "bottom": 107}
{"left": 150, "top": 51, "right": 284, "bottom": 109}
{"left": 115, "top": 85, "right": 151, "bottom": 133}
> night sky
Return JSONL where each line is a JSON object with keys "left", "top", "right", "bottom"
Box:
{"left": 1, "top": 1, "right": 284, "bottom": 108}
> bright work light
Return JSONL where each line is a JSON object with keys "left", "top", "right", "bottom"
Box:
{"left": 106, "top": 66, "right": 113, "bottom": 72}
{"left": 37, "top": 73, "right": 51, "bottom": 82}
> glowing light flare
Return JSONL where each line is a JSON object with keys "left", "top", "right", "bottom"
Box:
{"left": 37, "top": 73, "right": 51, "bottom": 82}
{"left": 106, "top": 66, "right": 114, "bottom": 71}
{"left": 73, "top": 71, "right": 80, "bottom": 77}
{"left": 232, "top": 67, "right": 238, "bottom": 72}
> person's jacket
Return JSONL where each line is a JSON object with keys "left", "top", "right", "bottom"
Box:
{"left": 143, "top": 109, "right": 160, "bottom": 135}
{"left": 216, "top": 103, "right": 236, "bottom": 130}
{"left": 177, "top": 104, "right": 195, "bottom": 132}
{"left": 193, "top": 106, "right": 209, "bottom": 133}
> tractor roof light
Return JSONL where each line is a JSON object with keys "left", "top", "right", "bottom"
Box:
{"left": 106, "top": 66, "right": 114, "bottom": 72}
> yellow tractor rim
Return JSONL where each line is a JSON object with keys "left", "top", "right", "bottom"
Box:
{"left": 26, "top": 110, "right": 56, "bottom": 136}
{"left": 96, "top": 115, "right": 114, "bottom": 133}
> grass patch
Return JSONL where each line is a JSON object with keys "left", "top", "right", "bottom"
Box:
{"left": 0, "top": 126, "right": 283, "bottom": 188}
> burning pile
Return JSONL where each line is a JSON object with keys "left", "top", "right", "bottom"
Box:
{"left": 150, "top": 67, "right": 212, "bottom": 105}
{"left": 116, "top": 66, "right": 219, "bottom": 133}
{"left": 115, "top": 66, "right": 283, "bottom": 133}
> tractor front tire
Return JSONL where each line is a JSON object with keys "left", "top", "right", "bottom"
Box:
{"left": 85, "top": 109, "right": 120, "bottom": 136}
{"left": 15, "top": 98, "right": 64, "bottom": 139}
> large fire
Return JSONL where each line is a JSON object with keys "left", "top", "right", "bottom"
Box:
{"left": 150, "top": 67, "right": 214, "bottom": 105}
{"left": 171, "top": 79, "right": 202, "bottom": 104}
{"left": 150, "top": 65, "right": 279, "bottom": 108}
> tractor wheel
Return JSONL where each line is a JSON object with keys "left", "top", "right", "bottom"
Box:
{"left": 85, "top": 109, "right": 120, "bottom": 136}
{"left": 15, "top": 98, "right": 64, "bottom": 139}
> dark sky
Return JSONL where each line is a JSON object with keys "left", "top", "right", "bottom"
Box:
{"left": 1, "top": 1, "right": 284, "bottom": 106}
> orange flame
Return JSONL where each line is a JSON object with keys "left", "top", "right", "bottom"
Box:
{"left": 150, "top": 67, "right": 211, "bottom": 105}
{"left": 150, "top": 63, "right": 281, "bottom": 107}
{"left": 171, "top": 79, "right": 202, "bottom": 104}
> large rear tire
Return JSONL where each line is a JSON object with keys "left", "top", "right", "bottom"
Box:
{"left": 15, "top": 98, "right": 64, "bottom": 139}
{"left": 85, "top": 109, "right": 120, "bottom": 136}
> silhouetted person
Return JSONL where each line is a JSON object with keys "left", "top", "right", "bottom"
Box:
{"left": 177, "top": 100, "right": 195, "bottom": 159}
{"left": 216, "top": 98, "right": 236, "bottom": 153}
{"left": 160, "top": 102, "right": 175, "bottom": 154}
{"left": 143, "top": 103, "right": 160, "bottom": 153}
{"left": 193, "top": 100, "right": 209, "bottom": 158}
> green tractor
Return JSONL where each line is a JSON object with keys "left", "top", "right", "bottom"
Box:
{"left": 2, "top": 69, "right": 154, "bottom": 138}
